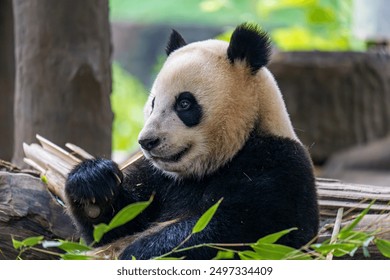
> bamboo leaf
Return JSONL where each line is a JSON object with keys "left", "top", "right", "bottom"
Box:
{"left": 238, "top": 250, "right": 261, "bottom": 260}
{"left": 212, "top": 250, "right": 235, "bottom": 260}
{"left": 340, "top": 200, "right": 374, "bottom": 234}
{"left": 154, "top": 256, "right": 186, "bottom": 260}
{"left": 12, "top": 236, "right": 44, "bottom": 249}
{"left": 93, "top": 224, "right": 109, "bottom": 243}
{"left": 256, "top": 228, "right": 297, "bottom": 245}
{"left": 311, "top": 243, "right": 356, "bottom": 257}
{"left": 93, "top": 196, "right": 153, "bottom": 243}
{"left": 12, "top": 239, "right": 23, "bottom": 250}
{"left": 192, "top": 198, "right": 223, "bottom": 234}
{"left": 252, "top": 243, "right": 311, "bottom": 260}
{"left": 108, "top": 195, "right": 153, "bottom": 229}
{"left": 56, "top": 241, "right": 92, "bottom": 253}
{"left": 61, "top": 254, "right": 93, "bottom": 260}
{"left": 338, "top": 230, "right": 369, "bottom": 242}
{"left": 375, "top": 238, "right": 390, "bottom": 258}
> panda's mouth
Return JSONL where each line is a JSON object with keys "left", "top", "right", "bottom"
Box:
{"left": 152, "top": 146, "right": 191, "bottom": 163}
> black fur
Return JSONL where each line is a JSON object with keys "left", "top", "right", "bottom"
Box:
{"left": 166, "top": 29, "right": 187, "bottom": 56}
{"left": 227, "top": 23, "right": 271, "bottom": 74}
{"left": 174, "top": 92, "right": 203, "bottom": 127}
{"left": 65, "top": 133, "right": 319, "bottom": 259}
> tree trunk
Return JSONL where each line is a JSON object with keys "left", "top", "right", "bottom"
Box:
{"left": 12, "top": 0, "right": 113, "bottom": 167}
{"left": 269, "top": 51, "right": 390, "bottom": 164}
{"left": 0, "top": 0, "right": 15, "bottom": 161}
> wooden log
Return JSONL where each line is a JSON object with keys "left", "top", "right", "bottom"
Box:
{"left": 0, "top": 171, "right": 76, "bottom": 260}
{"left": 316, "top": 178, "right": 390, "bottom": 218}
{"left": 269, "top": 51, "right": 390, "bottom": 164}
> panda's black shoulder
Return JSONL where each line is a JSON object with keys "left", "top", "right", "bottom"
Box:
{"left": 234, "top": 133, "right": 313, "bottom": 173}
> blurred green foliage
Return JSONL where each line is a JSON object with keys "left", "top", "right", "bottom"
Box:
{"left": 111, "top": 63, "right": 147, "bottom": 152}
{"left": 256, "top": 0, "right": 365, "bottom": 51}
{"left": 110, "top": 0, "right": 365, "bottom": 51}
{"left": 109, "top": 0, "right": 257, "bottom": 26}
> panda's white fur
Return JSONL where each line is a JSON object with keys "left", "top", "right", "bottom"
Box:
{"left": 139, "top": 39, "right": 298, "bottom": 179}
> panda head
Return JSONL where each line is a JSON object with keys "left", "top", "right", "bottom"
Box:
{"left": 138, "top": 23, "right": 298, "bottom": 179}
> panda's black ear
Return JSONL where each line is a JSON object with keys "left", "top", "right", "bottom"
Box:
{"left": 166, "top": 29, "right": 187, "bottom": 56}
{"left": 227, "top": 23, "right": 271, "bottom": 74}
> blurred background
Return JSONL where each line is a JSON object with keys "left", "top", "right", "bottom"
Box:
{"left": 1, "top": 0, "right": 390, "bottom": 186}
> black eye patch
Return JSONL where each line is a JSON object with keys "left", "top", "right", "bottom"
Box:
{"left": 151, "top": 97, "right": 155, "bottom": 110}
{"left": 174, "top": 92, "right": 202, "bottom": 127}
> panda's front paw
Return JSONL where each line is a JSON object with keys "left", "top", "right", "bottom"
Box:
{"left": 65, "top": 158, "right": 123, "bottom": 218}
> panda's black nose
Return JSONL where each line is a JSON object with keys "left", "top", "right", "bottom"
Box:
{"left": 138, "top": 138, "right": 160, "bottom": 151}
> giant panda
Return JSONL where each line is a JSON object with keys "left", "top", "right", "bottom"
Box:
{"left": 65, "top": 23, "right": 319, "bottom": 260}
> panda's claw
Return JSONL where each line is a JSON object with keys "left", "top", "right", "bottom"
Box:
{"left": 114, "top": 173, "right": 122, "bottom": 186}
{"left": 65, "top": 158, "right": 123, "bottom": 208}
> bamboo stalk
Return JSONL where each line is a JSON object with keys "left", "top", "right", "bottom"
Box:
{"left": 326, "top": 208, "right": 344, "bottom": 260}
{"left": 65, "top": 143, "right": 94, "bottom": 160}
{"left": 319, "top": 200, "right": 390, "bottom": 211}
{"left": 317, "top": 189, "right": 390, "bottom": 201}
{"left": 36, "top": 134, "right": 81, "bottom": 165}
{"left": 119, "top": 151, "right": 144, "bottom": 170}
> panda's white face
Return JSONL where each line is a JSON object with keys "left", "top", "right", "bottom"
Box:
{"left": 138, "top": 25, "right": 298, "bottom": 179}
{"left": 138, "top": 41, "right": 228, "bottom": 178}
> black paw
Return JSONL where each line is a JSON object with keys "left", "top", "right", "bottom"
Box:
{"left": 65, "top": 158, "right": 123, "bottom": 213}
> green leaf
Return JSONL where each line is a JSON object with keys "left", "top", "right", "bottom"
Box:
{"left": 238, "top": 250, "right": 261, "bottom": 260}
{"left": 340, "top": 201, "right": 374, "bottom": 234}
{"left": 375, "top": 239, "right": 390, "bottom": 258}
{"left": 40, "top": 175, "right": 48, "bottom": 184}
{"left": 93, "top": 223, "right": 109, "bottom": 243}
{"left": 93, "top": 196, "right": 153, "bottom": 243}
{"left": 338, "top": 230, "right": 369, "bottom": 242}
{"left": 154, "top": 256, "right": 186, "bottom": 260}
{"left": 12, "top": 236, "right": 44, "bottom": 249}
{"left": 12, "top": 239, "right": 23, "bottom": 250}
{"left": 252, "top": 243, "right": 310, "bottom": 260}
{"left": 57, "top": 241, "right": 92, "bottom": 253}
{"left": 256, "top": 228, "right": 297, "bottom": 245}
{"left": 192, "top": 198, "right": 223, "bottom": 234}
{"left": 212, "top": 250, "right": 235, "bottom": 260}
{"left": 108, "top": 196, "right": 153, "bottom": 229}
{"left": 311, "top": 243, "right": 357, "bottom": 257}
{"left": 61, "top": 254, "right": 93, "bottom": 260}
